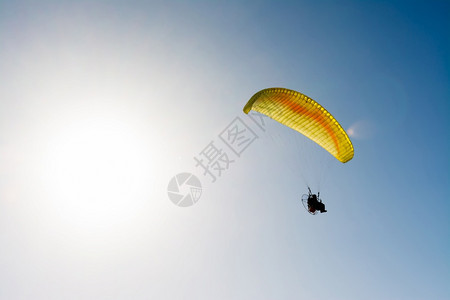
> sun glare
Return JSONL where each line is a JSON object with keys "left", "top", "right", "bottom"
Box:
{"left": 347, "top": 120, "right": 375, "bottom": 140}
{"left": 41, "top": 115, "right": 151, "bottom": 235}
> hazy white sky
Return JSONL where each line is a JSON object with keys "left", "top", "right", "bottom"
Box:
{"left": 0, "top": 1, "right": 449, "bottom": 299}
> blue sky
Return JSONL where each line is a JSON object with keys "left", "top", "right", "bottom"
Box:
{"left": 0, "top": 0, "right": 448, "bottom": 299}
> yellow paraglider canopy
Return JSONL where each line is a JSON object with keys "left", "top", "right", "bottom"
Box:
{"left": 243, "top": 88, "right": 354, "bottom": 163}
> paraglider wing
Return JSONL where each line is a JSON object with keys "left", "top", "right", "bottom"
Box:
{"left": 243, "top": 88, "right": 354, "bottom": 163}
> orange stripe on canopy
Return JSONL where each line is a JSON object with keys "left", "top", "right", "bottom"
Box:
{"left": 243, "top": 88, "right": 354, "bottom": 163}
